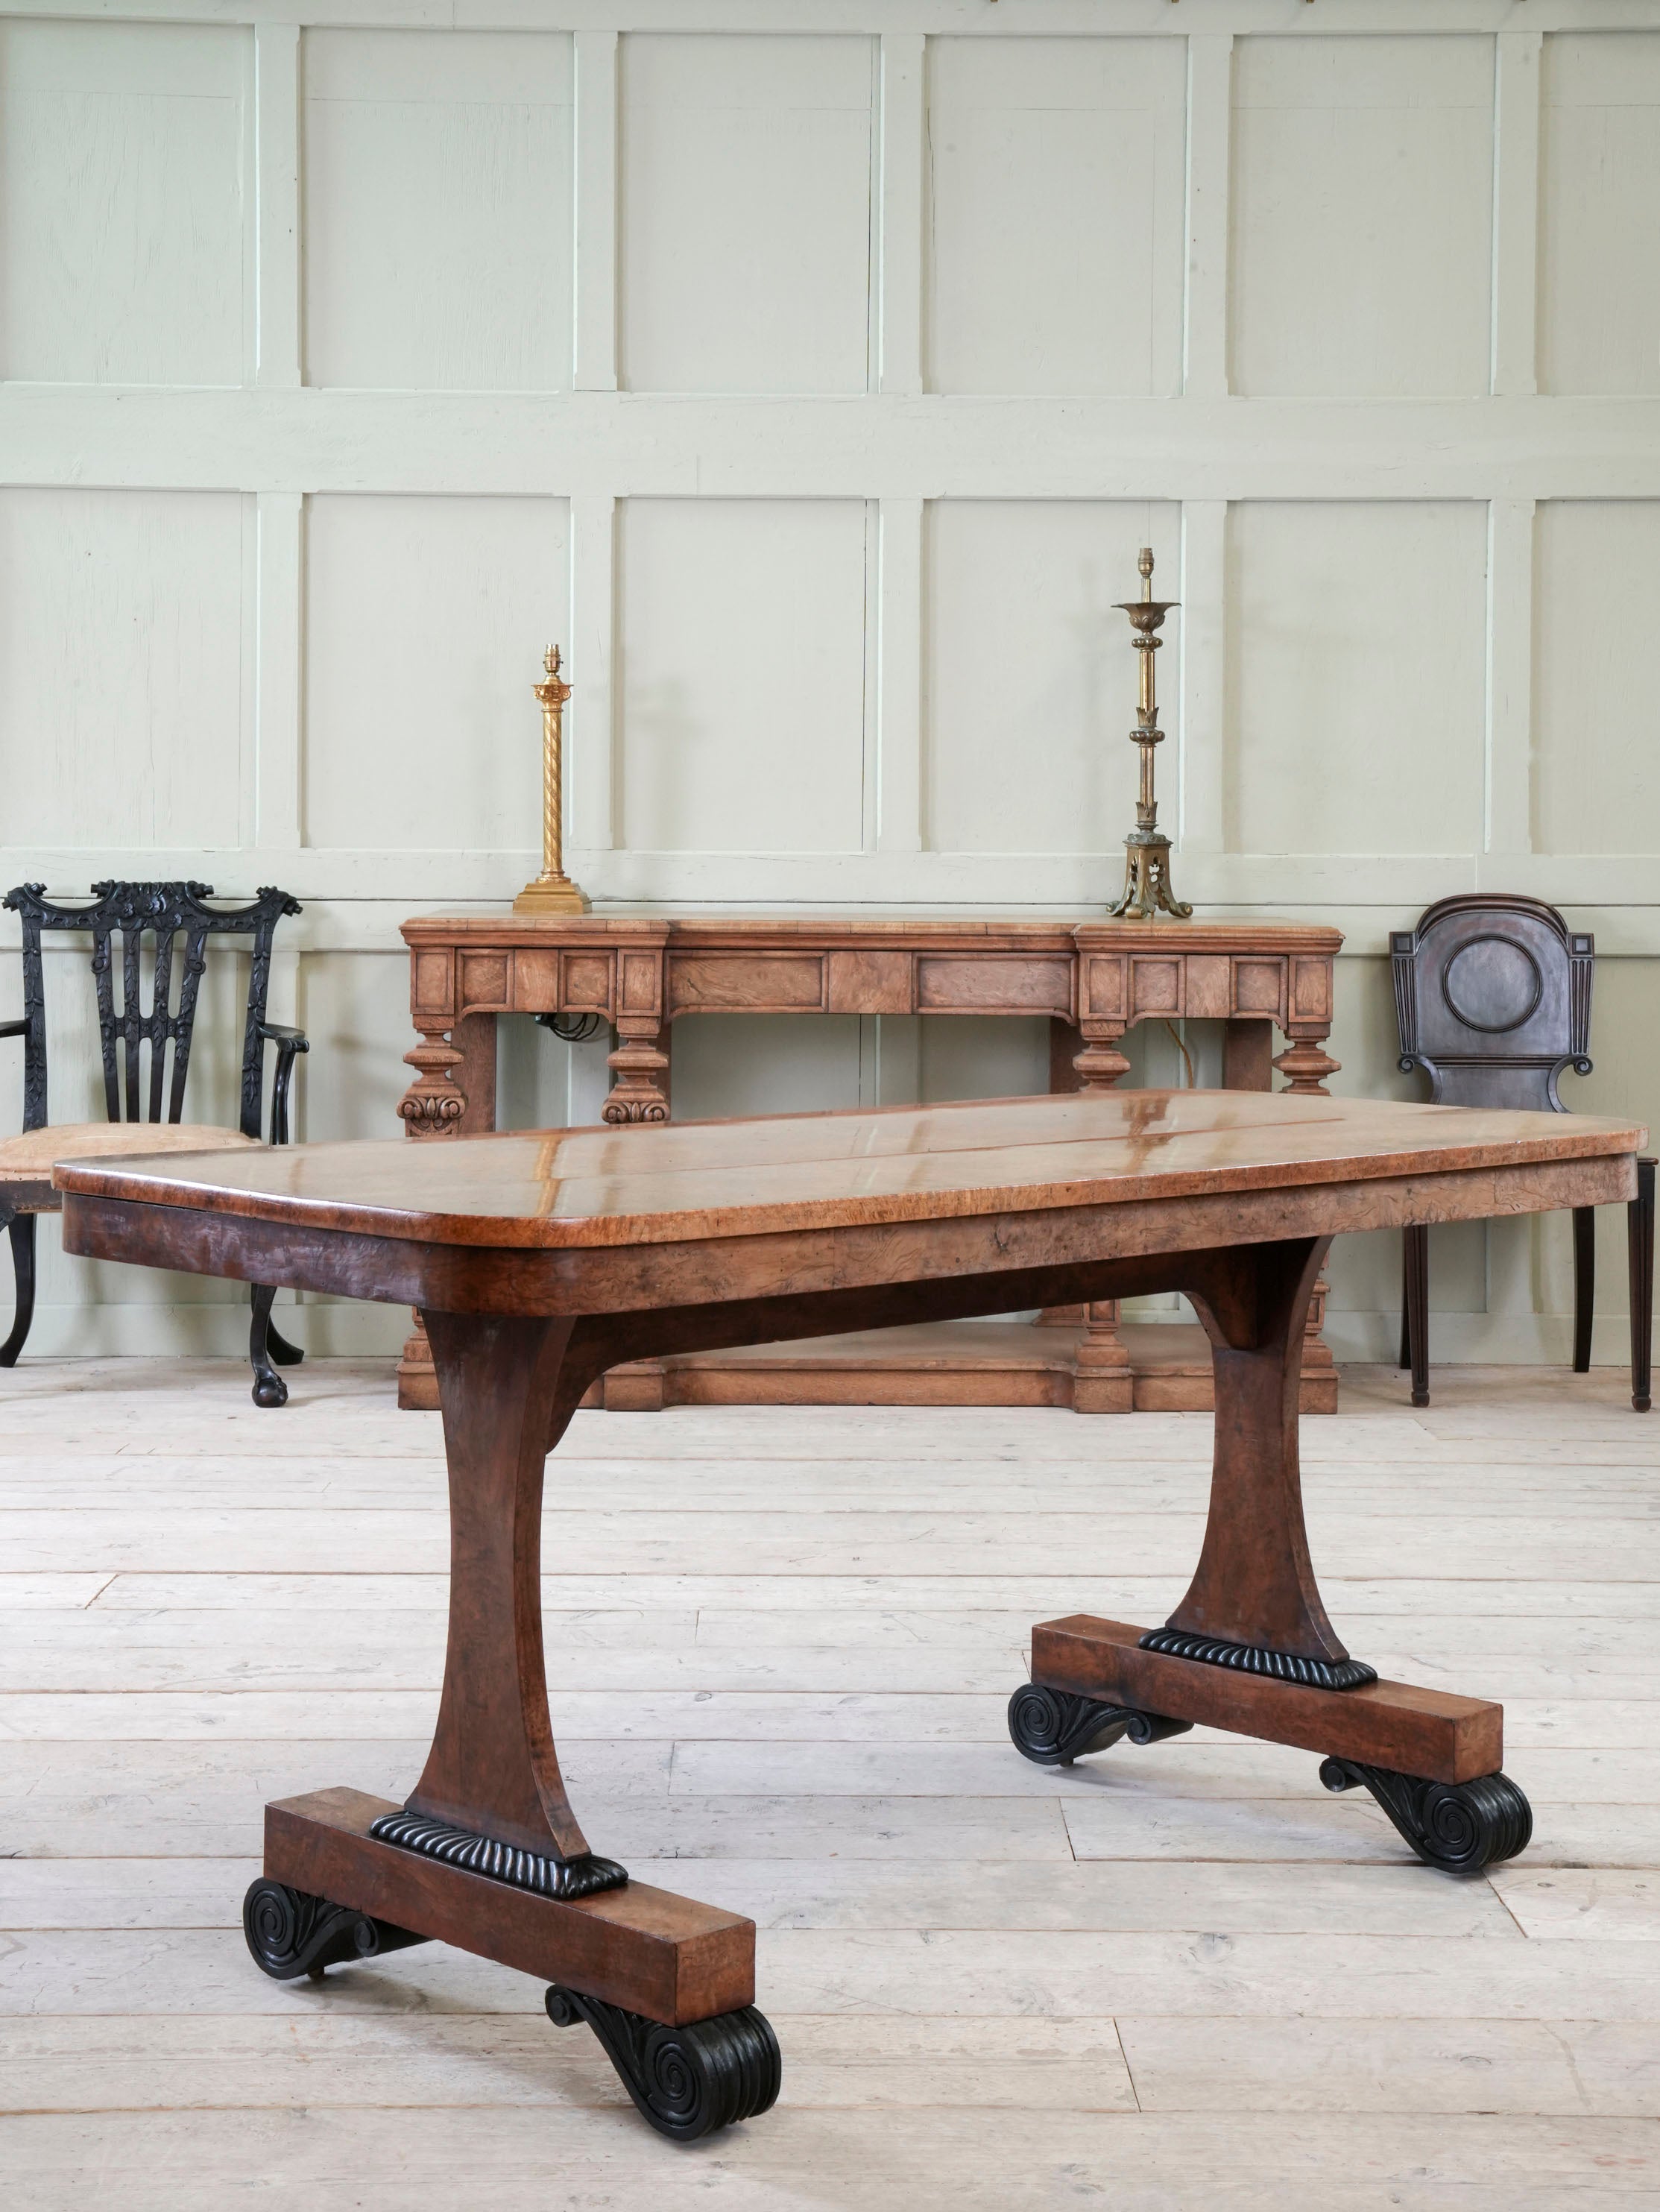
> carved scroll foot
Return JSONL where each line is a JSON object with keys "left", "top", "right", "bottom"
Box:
{"left": 242, "top": 1879, "right": 428, "bottom": 1982}
{"left": 1006, "top": 1683, "right": 1192, "bottom": 1768}
{"left": 546, "top": 1985, "right": 782, "bottom": 2142}
{"left": 1319, "top": 1758, "right": 1533, "bottom": 1873}
{"left": 368, "top": 1808, "right": 627, "bottom": 1900}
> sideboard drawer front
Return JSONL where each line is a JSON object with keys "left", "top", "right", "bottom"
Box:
{"left": 1233, "top": 958, "right": 1288, "bottom": 1019}
{"left": 511, "top": 949, "right": 561, "bottom": 1012}
{"left": 458, "top": 953, "right": 508, "bottom": 1012}
{"left": 669, "top": 953, "right": 826, "bottom": 1015}
{"left": 1131, "top": 957, "right": 1181, "bottom": 1018}
{"left": 827, "top": 949, "right": 914, "bottom": 1015}
{"left": 917, "top": 955, "right": 1073, "bottom": 1018}
{"left": 562, "top": 952, "right": 615, "bottom": 1015}
{"left": 1184, "top": 956, "right": 1232, "bottom": 1021}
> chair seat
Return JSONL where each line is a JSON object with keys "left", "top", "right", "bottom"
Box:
{"left": 0, "top": 1121, "right": 261, "bottom": 1197}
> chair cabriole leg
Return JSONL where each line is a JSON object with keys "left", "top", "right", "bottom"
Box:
{"left": 0, "top": 1212, "right": 37, "bottom": 1367}
{"left": 249, "top": 1284, "right": 288, "bottom": 1408}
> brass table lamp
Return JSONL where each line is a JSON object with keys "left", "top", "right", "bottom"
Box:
{"left": 1108, "top": 548, "right": 1191, "bottom": 920}
{"left": 513, "top": 646, "right": 589, "bottom": 916}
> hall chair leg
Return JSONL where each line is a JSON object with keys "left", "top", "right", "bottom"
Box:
{"left": 1403, "top": 1223, "right": 1430, "bottom": 1408}
{"left": 0, "top": 1212, "right": 37, "bottom": 1367}
{"left": 1572, "top": 1207, "right": 1595, "bottom": 1375}
{"left": 1630, "top": 1159, "right": 1655, "bottom": 1414}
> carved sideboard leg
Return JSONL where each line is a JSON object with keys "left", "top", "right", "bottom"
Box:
{"left": 605, "top": 1021, "right": 671, "bottom": 1124}
{"left": 1066, "top": 1028, "right": 1133, "bottom": 1405}
{"left": 1222, "top": 1017, "right": 1275, "bottom": 1092}
{"left": 1070, "top": 1300, "right": 1133, "bottom": 1413}
{"left": 398, "top": 1022, "right": 467, "bottom": 1136}
{"left": 1272, "top": 1025, "right": 1341, "bottom": 1097}
{"left": 397, "top": 1316, "right": 438, "bottom": 1411}
{"left": 1071, "top": 1021, "right": 1132, "bottom": 1091}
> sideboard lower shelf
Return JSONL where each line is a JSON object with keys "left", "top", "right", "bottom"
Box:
{"left": 396, "top": 1320, "right": 1339, "bottom": 1417}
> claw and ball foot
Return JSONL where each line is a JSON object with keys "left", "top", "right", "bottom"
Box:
{"left": 242, "top": 1879, "right": 428, "bottom": 1981}
{"left": 1007, "top": 1683, "right": 1192, "bottom": 1767}
{"left": 1320, "top": 1757, "right": 1533, "bottom": 1873}
{"left": 546, "top": 1985, "right": 781, "bottom": 2141}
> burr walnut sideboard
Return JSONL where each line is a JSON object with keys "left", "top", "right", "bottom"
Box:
{"left": 394, "top": 913, "right": 1343, "bottom": 1415}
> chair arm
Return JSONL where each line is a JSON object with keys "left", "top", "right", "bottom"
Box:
{"left": 259, "top": 1022, "right": 310, "bottom": 1146}
{"left": 0, "top": 1019, "right": 26, "bottom": 1039}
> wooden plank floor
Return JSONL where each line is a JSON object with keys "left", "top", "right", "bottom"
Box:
{"left": 2, "top": 1358, "right": 1658, "bottom": 2208}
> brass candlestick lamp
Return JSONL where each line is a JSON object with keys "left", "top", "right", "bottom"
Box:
{"left": 513, "top": 645, "right": 589, "bottom": 916}
{"left": 1108, "top": 548, "right": 1191, "bottom": 920}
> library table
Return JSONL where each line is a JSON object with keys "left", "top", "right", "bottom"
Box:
{"left": 56, "top": 1088, "right": 1645, "bottom": 2143}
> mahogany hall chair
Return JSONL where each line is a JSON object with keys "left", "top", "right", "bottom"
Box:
{"left": 1392, "top": 893, "right": 1654, "bottom": 1412}
{"left": 0, "top": 880, "right": 309, "bottom": 1406}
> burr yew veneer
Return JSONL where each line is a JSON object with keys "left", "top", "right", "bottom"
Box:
{"left": 394, "top": 913, "right": 1343, "bottom": 1415}
{"left": 56, "top": 1087, "right": 1644, "bottom": 2140}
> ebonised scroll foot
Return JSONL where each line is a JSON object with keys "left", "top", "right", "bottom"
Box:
{"left": 1319, "top": 1757, "right": 1533, "bottom": 1873}
{"left": 1008, "top": 1683, "right": 1192, "bottom": 1767}
{"left": 242, "top": 1878, "right": 428, "bottom": 1981}
{"left": 546, "top": 1985, "right": 781, "bottom": 2141}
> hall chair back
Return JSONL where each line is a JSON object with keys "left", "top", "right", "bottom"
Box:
{"left": 1390, "top": 894, "right": 1652, "bottom": 1411}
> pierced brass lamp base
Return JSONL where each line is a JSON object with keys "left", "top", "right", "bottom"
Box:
{"left": 1108, "top": 832, "right": 1192, "bottom": 921}
{"left": 512, "top": 873, "right": 590, "bottom": 916}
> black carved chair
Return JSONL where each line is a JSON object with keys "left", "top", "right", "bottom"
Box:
{"left": 1392, "top": 894, "right": 1654, "bottom": 1412}
{"left": 0, "top": 881, "right": 309, "bottom": 1406}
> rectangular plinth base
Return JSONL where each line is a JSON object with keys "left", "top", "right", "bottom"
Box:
{"left": 265, "top": 1787, "right": 754, "bottom": 2026}
{"left": 398, "top": 1321, "right": 1339, "bottom": 1415}
{"left": 1031, "top": 1617, "right": 1503, "bottom": 1784}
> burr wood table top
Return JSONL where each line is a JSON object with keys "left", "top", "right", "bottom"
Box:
{"left": 54, "top": 1089, "right": 1645, "bottom": 1253}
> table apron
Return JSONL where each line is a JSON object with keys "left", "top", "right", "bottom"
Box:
{"left": 61, "top": 1150, "right": 1635, "bottom": 1320}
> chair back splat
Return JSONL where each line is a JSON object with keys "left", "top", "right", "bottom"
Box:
{"left": 4, "top": 881, "right": 301, "bottom": 1138}
{"left": 1391, "top": 893, "right": 1593, "bottom": 1115}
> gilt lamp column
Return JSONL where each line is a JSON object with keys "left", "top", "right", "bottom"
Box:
{"left": 514, "top": 646, "right": 589, "bottom": 916}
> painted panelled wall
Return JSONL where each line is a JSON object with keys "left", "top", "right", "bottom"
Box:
{"left": 1, "top": 0, "right": 1659, "bottom": 1363}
